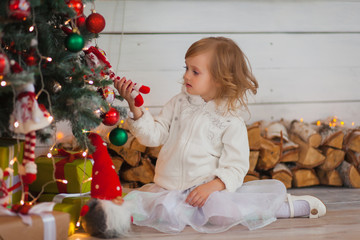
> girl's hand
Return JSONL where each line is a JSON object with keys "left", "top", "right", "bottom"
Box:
{"left": 114, "top": 77, "right": 135, "bottom": 106}
{"left": 185, "top": 178, "right": 225, "bottom": 208}
{"left": 114, "top": 77, "right": 143, "bottom": 120}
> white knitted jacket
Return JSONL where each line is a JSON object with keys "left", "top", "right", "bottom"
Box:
{"left": 127, "top": 89, "right": 250, "bottom": 192}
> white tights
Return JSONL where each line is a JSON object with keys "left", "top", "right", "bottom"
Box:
{"left": 275, "top": 200, "right": 310, "bottom": 218}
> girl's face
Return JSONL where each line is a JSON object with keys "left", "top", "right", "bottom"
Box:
{"left": 183, "top": 51, "right": 218, "bottom": 102}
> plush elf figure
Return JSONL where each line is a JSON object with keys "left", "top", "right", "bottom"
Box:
{"left": 84, "top": 46, "right": 150, "bottom": 107}
{"left": 9, "top": 61, "right": 52, "bottom": 198}
{"left": 80, "top": 133, "right": 132, "bottom": 238}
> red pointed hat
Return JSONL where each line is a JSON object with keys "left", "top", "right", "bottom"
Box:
{"left": 88, "top": 133, "right": 122, "bottom": 200}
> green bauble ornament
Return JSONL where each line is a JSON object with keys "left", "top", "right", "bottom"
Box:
{"left": 65, "top": 33, "right": 85, "bottom": 52}
{"left": 109, "top": 128, "right": 128, "bottom": 146}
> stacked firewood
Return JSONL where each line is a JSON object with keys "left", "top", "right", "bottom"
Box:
{"left": 246, "top": 119, "right": 360, "bottom": 188}
{"left": 107, "top": 119, "right": 360, "bottom": 189}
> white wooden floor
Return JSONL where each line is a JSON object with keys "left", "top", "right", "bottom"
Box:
{"left": 69, "top": 187, "right": 360, "bottom": 240}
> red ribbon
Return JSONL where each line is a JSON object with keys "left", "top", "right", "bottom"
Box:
{"left": 54, "top": 149, "right": 84, "bottom": 193}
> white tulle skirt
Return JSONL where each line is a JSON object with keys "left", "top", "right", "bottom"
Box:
{"left": 123, "top": 179, "right": 287, "bottom": 233}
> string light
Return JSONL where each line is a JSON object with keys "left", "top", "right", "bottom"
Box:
{"left": 316, "top": 120, "right": 321, "bottom": 126}
{"left": 88, "top": 80, "right": 94, "bottom": 85}
{"left": 300, "top": 118, "right": 304, "bottom": 122}
{"left": 9, "top": 157, "right": 17, "bottom": 166}
{"left": 47, "top": 152, "right": 52, "bottom": 158}
{"left": 29, "top": 25, "right": 35, "bottom": 32}
{"left": 352, "top": 122, "right": 355, "bottom": 126}
{"left": 1, "top": 80, "right": 6, "bottom": 87}
{"left": 48, "top": 115, "right": 54, "bottom": 122}
{"left": 82, "top": 151, "right": 87, "bottom": 157}
{"left": 13, "top": 121, "right": 19, "bottom": 128}
{"left": 83, "top": 177, "right": 92, "bottom": 183}
{"left": 57, "top": 179, "right": 68, "bottom": 184}
{"left": 76, "top": 221, "right": 81, "bottom": 227}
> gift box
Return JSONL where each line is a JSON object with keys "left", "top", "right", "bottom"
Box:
{"left": 0, "top": 210, "right": 70, "bottom": 239}
{"left": 29, "top": 149, "right": 93, "bottom": 194}
{"left": 0, "top": 138, "right": 24, "bottom": 205}
{"left": 36, "top": 193, "right": 91, "bottom": 235}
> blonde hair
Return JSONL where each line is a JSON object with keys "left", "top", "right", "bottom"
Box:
{"left": 185, "top": 37, "right": 258, "bottom": 112}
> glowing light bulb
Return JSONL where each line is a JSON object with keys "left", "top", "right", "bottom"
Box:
{"left": 352, "top": 122, "right": 355, "bottom": 126}
{"left": 300, "top": 118, "right": 304, "bottom": 122}
{"left": 316, "top": 121, "right": 321, "bottom": 126}
{"left": 82, "top": 151, "right": 87, "bottom": 157}
{"left": 57, "top": 179, "right": 68, "bottom": 184}
{"left": 48, "top": 116, "right": 54, "bottom": 122}
{"left": 88, "top": 80, "right": 94, "bottom": 85}
{"left": 14, "top": 121, "right": 19, "bottom": 128}
{"left": 56, "top": 131, "right": 64, "bottom": 140}
{"left": 10, "top": 158, "right": 16, "bottom": 165}
{"left": 20, "top": 200, "right": 24, "bottom": 205}
{"left": 83, "top": 177, "right": 92, "bottom": 183}
{"left": 1, "top": 81, "right": 6, "bottom": 87}
{"left": 76, "top": 221, "right": 81, "bottom": 227}
{"left": 341, "top": 121, "right": 344, "bottom": 126}
{"left": 29, "top": 25, "right": 34, "bottom": 32}
{"left": 47, "top": 152, "right": 52, "bottom": 158}
{"left": 46, "top": 57, "right": 52, "bottom": 62}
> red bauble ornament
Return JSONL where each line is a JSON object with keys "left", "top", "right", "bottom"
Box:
{"left": 101, "top": 107, "right": 119, "bottom": 126}
{"left": 0, "top": 53, "right": 10, "bottom": 76}
{"left": 86, "top": 12, "right": 106, "bottom": 33}
{"left": 8, "top": 0, "right": 31, "bottom": 20}
{"left": 66, "top": 0, "right": 83, "bottom": 16}
{"left": 76, "top": 15, "right": 86, "bottom": 27}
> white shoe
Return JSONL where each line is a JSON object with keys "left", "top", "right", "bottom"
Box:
{"left": 287, "top": 194, "right": 326, "bottom": 218}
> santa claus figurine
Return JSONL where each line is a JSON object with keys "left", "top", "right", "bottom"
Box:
{"left": 80, "top": 133, "right": 132, "bottom": 238}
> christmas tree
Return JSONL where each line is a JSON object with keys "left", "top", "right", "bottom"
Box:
{"left": 0, "top": 0, "right": 126, "bottom": 152}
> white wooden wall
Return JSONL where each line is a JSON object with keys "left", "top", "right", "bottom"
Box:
{"left": 92, "top": 0, "right": 360, "bottom": 126}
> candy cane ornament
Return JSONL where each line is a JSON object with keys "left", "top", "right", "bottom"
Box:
{"left": 83, "top": 46, "right": 151, "bottom": 107}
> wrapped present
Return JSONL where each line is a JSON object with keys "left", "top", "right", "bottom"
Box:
{"left": 36, "top": 192, "right": 91, "bottom": 235}
{"left": 29, "top": 149, "right": 93, "bottom": 194}
{"left": 0, "top": 203, "right": 70, "bottom": 239}
{"left": 0, "top": 138, "right": 24, "bottom": 205}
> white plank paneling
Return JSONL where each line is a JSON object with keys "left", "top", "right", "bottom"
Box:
{"left": 94, "top": 0, "right": 360, "bottom": 33}
{"left": 97, "top": 34, "right": 360, "bottom": 71}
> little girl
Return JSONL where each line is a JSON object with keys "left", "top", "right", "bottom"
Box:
{"left": 113, "top": 37, "right": 326, "bottom": 234}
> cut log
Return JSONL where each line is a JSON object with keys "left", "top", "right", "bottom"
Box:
{"left": 317, "top": 125, "right": 344, "bottom": 149}
{"left": 247, "top": 123, "right": 261, "bottom": 150}
{"left": 337, "top": 161, "right": 360, "bottom": 188}
{"left": 120, "top": 157, "right": 155, "bottom": 184}
{"left": 249, "top": 151, "right": 259, "bottom": 172}
{"left": 345, "top": 150, "right": 360, "bottom": 171}
{"left": 318, "top": 147, "right": 345, "bottom": 171}
{"left": 257, "top": 137, "right": 280, "bottom": 171}
{"left": 145, "top": 145, "right": 162, "bottom": 159}
{"left": 290, "top": 134, "right": 325, "bottom": 168}
{"left": 121, "top": 181, "right": 140, "bottom": 189}
{"left": 130, "top": 137, "right": 147, "bottom": 153}
{"left": 271, "top": 163, "right": 293, "bottom": 188}
{"left": 316, "top": 169, "right": 343, "bottom": 187}
{"left": 292, "top": 168, "right": 320, "bottom": 187}
{"left": 290, "top": 121, "right": 322, "bottom": 147}
{"left": 280, "top": 149, "right": 299, "bottom": 163}
{"left": 117, "top": 147, "right": 141, "bottom": 167}
{"left": 343, "top": 129, "right": 360, "bottom": 153}
{"left": 265, "top": 121, "right": 290, "bottom": 142}
{"left": 244, "top": 171, "right": 260, "bottom": 183}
